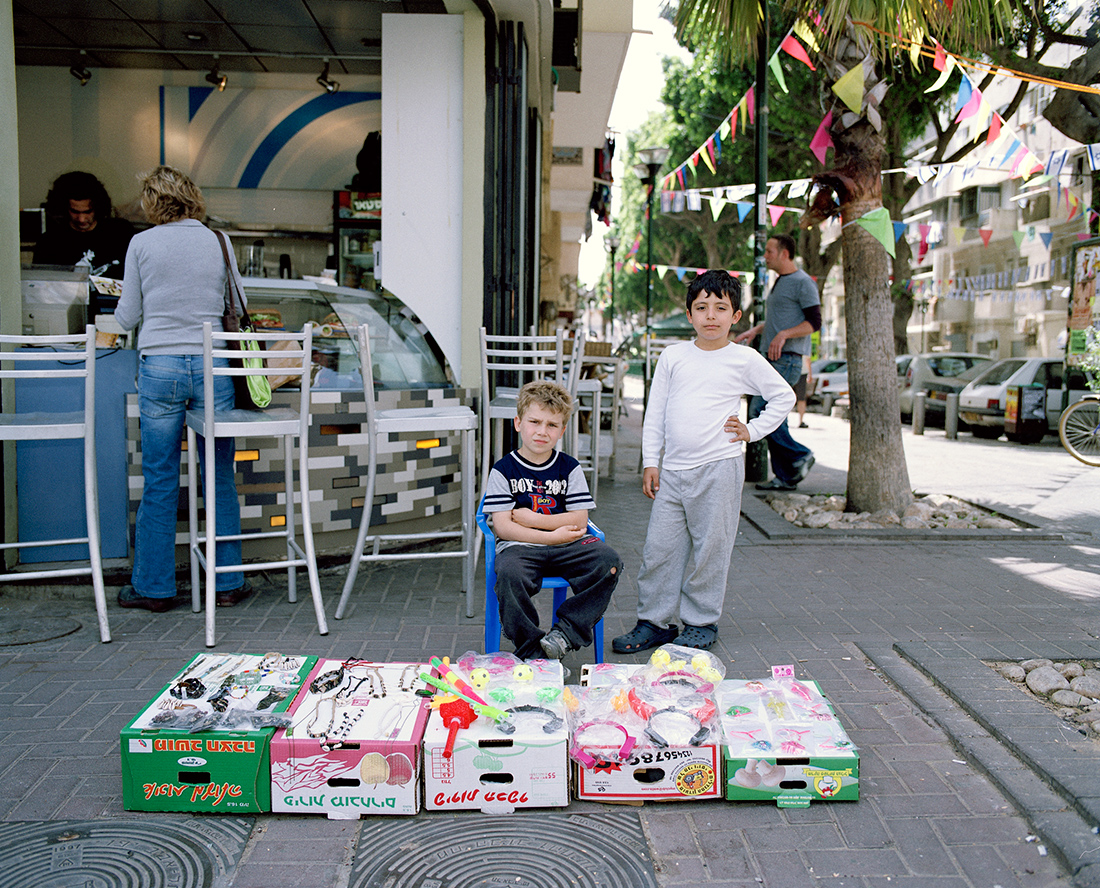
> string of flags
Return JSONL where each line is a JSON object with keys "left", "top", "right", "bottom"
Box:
{"left": 627, "top": 11, "right": 1100, "bottom": 271}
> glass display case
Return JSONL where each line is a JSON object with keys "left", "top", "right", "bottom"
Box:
{"left": 241, "top": 278, "right": 450, "bottom": 389}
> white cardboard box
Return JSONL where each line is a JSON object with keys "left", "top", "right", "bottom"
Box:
{"left": 422, "top": 661, "right": 568, "bottom": 812}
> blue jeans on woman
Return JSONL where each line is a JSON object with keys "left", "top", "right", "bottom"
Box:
{"left": 132, "top": 354, "right": 243, "bottom": 598}
{"left": 748, "top": 351, "right": 813, "bottom": 485}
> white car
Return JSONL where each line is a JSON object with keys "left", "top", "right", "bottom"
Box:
{"left": 809, "top": 358, "right": 848, "bottom": 403}
{"left": 959, "top": 357, "right": 1089, "bottom": 441}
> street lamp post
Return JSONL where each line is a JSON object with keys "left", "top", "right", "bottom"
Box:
{"left": 917, "top": 298, "right": 930, "bottom": 353}
{"left": 604, "top": 233, "right": 620, "bottom": 343}
{"left": 634, "top": 146, "right": 671, "bottom": 407}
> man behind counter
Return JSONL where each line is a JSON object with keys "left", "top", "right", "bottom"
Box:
{"left": 33, "top": 171, "right": 135, "bottom": 278}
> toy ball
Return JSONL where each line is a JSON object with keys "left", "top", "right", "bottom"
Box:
{"left": 697, "top": 666, "right": 722, "bottom": 683}
{"left": 690, "top": 653, "right": 712, "bottom": 672}
{"left": 512, "top": 664, "right": 534, "bottom": 682}
{"left": 669, "top": 659, "right": 687, "bottom": 672}
{"left": 649, "top": 649, "right": 672, "bottom": 668}
{"left": 470, "top": 668, "right": 490, "bottom": 690}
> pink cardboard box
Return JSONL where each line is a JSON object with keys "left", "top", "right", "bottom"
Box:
{"left": 270, "top": 659, "right": 429, "bottom": 818}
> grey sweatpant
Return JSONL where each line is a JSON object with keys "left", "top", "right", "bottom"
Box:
{"left": 635, "top": 456, "right": 744, "bottom": 628}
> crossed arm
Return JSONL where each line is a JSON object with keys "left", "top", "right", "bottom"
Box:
{"left": 490, "top": 507, "right": 589, "bottom": 546}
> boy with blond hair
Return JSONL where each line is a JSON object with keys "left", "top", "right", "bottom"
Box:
{"left": 483, "top": 380, "right": 621, "bottom": 662}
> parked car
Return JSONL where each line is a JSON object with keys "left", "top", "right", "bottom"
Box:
{"left": 899, "top": 352, "right": 993, "bottom": 420}
{"left": 958, "top": 357, "right": 1090, "bottom": 441}
{"left": 808, "top": 358, "right": 847, "bottom": 404}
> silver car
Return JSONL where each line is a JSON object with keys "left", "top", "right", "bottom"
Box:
{"left": 959, "top": 357, "right": 1088, "bottom": 441}
{"left": 899, "top": 352, "right": 993, "bottom": 419}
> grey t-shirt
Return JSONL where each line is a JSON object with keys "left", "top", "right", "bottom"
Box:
{"left": 761, "top": 268, "right": 820, "bottom": 357}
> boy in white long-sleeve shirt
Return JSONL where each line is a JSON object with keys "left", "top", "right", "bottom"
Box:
{"left": 613, "top": 270, "right": 796, "bottom": 653}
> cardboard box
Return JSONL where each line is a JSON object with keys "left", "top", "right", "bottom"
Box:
{"left": 422, "top": 662, "right": 568, "bottom": 812}
{"left": 573, "top": 662, "right": 723, "bottom": 803}
{"left": 121, "top": 653, "right": 317, "bottom": 813}
{"left": 718, "top": 678, "right": 859, "bottom": 807}
{"left": 270, "top": 659, "right": 430, "bottom": 818}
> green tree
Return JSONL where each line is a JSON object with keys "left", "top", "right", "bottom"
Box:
{"left": 675, "top": 0, "right": 1017, "bottom": 515}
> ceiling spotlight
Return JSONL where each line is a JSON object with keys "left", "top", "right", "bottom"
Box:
{"left": 70, "top": 64, "right": 91, "bottom": 86}
{"left": 205, "top": 57, "right": 227, "bottom": 91}
{"left": 316, "top": 60, "right": 340, "bottom": 93}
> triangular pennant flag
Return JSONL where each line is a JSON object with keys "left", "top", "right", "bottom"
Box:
{"left": 909, "top": 28, "right": 924, "bottom": 67}
{"left": 713, "top": 130, "right": 721, "bottom": 161}
{"left": 832, "top": 61, "right": 865, "bottom": 113}
{"left": 1040, "top": 231, "right": 1053, "bottom": 249}
{"left": 1012, "top": 231, "right": 1025, "bottom": 250}
{"left": 769, "top": 54, "right": 789, "bottom": 94}
{"left": 1068, "top": 193, "right": 1080, "bottom": 221}
{"left": 809, "top": 111, "right": 834, "bottom": 165}
{"left": 979, "top": 228, "right": 993, "bottom": 246}
{"left": 893, "top": 221, "right": 907, "bottom": 243}
{"left": 953, "top": 226, "right": 966, "bottom": 243}
{"left": 676, "top": 168, "right": 686, "bottom": 189}
{"left": 956, "top": 85, "right": 982, "bottom": 122}
{"left": 998, "top": 138, "right": 1021, "bottom": 168}
{"left": 787, "top": 179, "right": 810, "bottom": 199}
{"left": 1009, "top": 146, "right": 1028, "bottom": 176}
{"left": 780, "top": 35, "right": 816, "bottom": 70}
{"left": 700, "top": 141, "right": 716, "bottom": 175}
{"left": 933, "top": 41, "right": 947, "bottom": 71}
{"left": 954, "top": 77, "right": 973, "bottom": 116}
{"left": 739, "top": 96, "right": 748, "bottom": 131}
{"left": 987, "top": 113, "right": 1002, "bottom": 145}
{"left": 853, "top": 206, "right": 896, "bottom": 257}
{"left": 746, "top": 88, "right": 755, "bottom": 125}
{"left": 768, "top": 205, "right": 786, "bottom": 226}
{"left": 687, "top": 155, "right": 698, "bottom": 180}
{"left": 719, "top": 118, "right": 731, "bottom": 140}
{"left": 793, "top": 19, "right": 820, "bottom": 52}
{"left": 736, "top": 202, "right": 753, "bottom": 222}
{"left": 925, "top": 52, "right": 956, "bottom": 93}
{"left": 709, "top": 197, "right": 727, "bottom": 221}
{"left": 1088, "top": 144, "right": 1100, "bottom": 172}
{"left": 767, "top": 181, "right": 786, "bottom": 202}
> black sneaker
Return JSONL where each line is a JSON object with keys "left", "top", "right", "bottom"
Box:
{"left": 755, "top": 477, "right": 796, "bottom": 491}
{"left": 792, "top": 454, "right": 815, "bottom": 483}
{"left": 117, "top": 585, "right": 186, "bottom": 613}
{"left": 539, "top": 626, "right": 573, "bottom": 660}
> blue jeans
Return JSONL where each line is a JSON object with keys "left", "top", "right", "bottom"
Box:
{"left": 132, "top": 355, "right": 243, "bottom": 597}
{"left": 748, "top": 352, "right": 812, "bottom": 485}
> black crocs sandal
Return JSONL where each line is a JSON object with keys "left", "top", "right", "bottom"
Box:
{"left": 612, "top": 620, "right": 679, "bottom": 654}
{"left": 673, "top": 623, "right": 719, "bottom": 650}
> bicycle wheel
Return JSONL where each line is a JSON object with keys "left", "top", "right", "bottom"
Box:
{"left": 1059, "top": 399, "right": 1100, "bottom": 466}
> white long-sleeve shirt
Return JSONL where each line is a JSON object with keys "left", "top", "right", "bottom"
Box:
{"left": 642, "top": 340, "right": 797, "bottom": 471}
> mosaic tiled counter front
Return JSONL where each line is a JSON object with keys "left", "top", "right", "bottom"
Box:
{"left": 125, "top": 386, "right": 475, "bottom": 553}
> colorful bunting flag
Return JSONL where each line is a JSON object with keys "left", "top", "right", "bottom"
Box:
{"left": 852, "top": 207, "right": 896, "bottom": 257}
{"left": 979, "top": 228, "right": 993, "bottom": 246}
{"left": 1012, "top": 231, "right": 1025, "bottom": 250}
{"left": 832, "top": 61, "right": 865, "bottom": 113}
{"left": 810, "top": 111, "right": 834, "bottom": 165}
{"left": 780, "top": 35, "right": 816, "bottom": 70}
{"left": 769, "top": 54, "right": 788, "bottom": 94}
{"left": 768, "top": 205, "right": 786, "bottom": 226}
{"left": 987, "top": 113, "right": 1002, "bottom": 145}
{"left": 736, "top": 202, "right": 753, "bottom": 222}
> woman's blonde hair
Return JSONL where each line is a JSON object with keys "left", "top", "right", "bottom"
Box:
{"left": 140, "top": 165, "right": 206, "bottom": 225}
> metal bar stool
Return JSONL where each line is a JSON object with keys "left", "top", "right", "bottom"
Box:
{"left": 0, "top": 325, "right": 109, "bottom": 642}
{"left": 336, "top": 324, "right": 479, "bottom": 619}
{"left": 186, "top": 321, "right": 328, "bottom": 647}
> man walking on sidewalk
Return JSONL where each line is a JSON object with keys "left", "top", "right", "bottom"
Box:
{"left": 734, "top": 234, "right": 819, "bottom": 491}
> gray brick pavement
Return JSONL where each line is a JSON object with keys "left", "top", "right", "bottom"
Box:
{"left": 1, "top": 397, "right": 1095, "bottom": 886}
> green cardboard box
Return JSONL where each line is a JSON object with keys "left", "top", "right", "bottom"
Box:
{"left": 121, "top": 652, "right": 316, "bottom": 813}
{"left": 718, "top": 678, "right": 859, "bottom": 807}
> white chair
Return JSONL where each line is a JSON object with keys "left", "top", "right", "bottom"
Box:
{"left": 572, "top": 353, "right": 625, "bottom": 500}
{"left": 336, "top": 324, "right": 478, "bottom": 620}
{"left": 479, "top": 326, "right": 568, "bottom": 495}
{"left": 639, "top": 336, "right": 684, "bottom": 471}
{"left": 0, "top": 326, "right": 109, "bottom": 642}
{"left": 186, "top": 322, "right": 328, "bottom": 648}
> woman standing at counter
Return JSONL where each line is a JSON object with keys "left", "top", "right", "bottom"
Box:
{"left": 114, "top": 166, "right": 251, "bottom": 612}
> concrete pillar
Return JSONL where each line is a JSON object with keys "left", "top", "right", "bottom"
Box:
{"left": 945, "top": 393, "right": 959, "bottom": 440}
{"left": 1, "top": 5, "right": 19, "bottom": 554}
{"left": 912, "top": 392, "right": 926, "bottom": 436}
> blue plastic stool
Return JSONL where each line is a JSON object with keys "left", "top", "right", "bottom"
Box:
{"left": 476, "top": 503, "right": 605, "bottom": 663}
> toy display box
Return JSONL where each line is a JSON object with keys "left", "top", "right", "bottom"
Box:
{"left": 121, "top": 652, "right": 316, "bottom": 813}
{"left": 423, "top": 659, "right": 568, "bottom": 812}
{"left": 718, "top": 678, "right": 859, "bottom": 807}
{"left": 571, "top": 654, "right": 724, "bottom": 803}
{"left": 270, "top": 659, "right": 430, "bottom": 818}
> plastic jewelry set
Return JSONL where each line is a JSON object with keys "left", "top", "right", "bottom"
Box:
{"left": 140, "top": 652, "right": 306, "bottom": 733}
{"left": 565, "top": 644, "right": 725, "bottom": 767}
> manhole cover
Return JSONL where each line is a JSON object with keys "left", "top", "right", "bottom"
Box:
{"left": 0, "top": 817, "right": 251, "bottom": 888}
{"left": 0, "top": 616, "right": 81, "bottom": 646}
{"left": 350, "top": 811, "right": 658, "bottom": 888}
